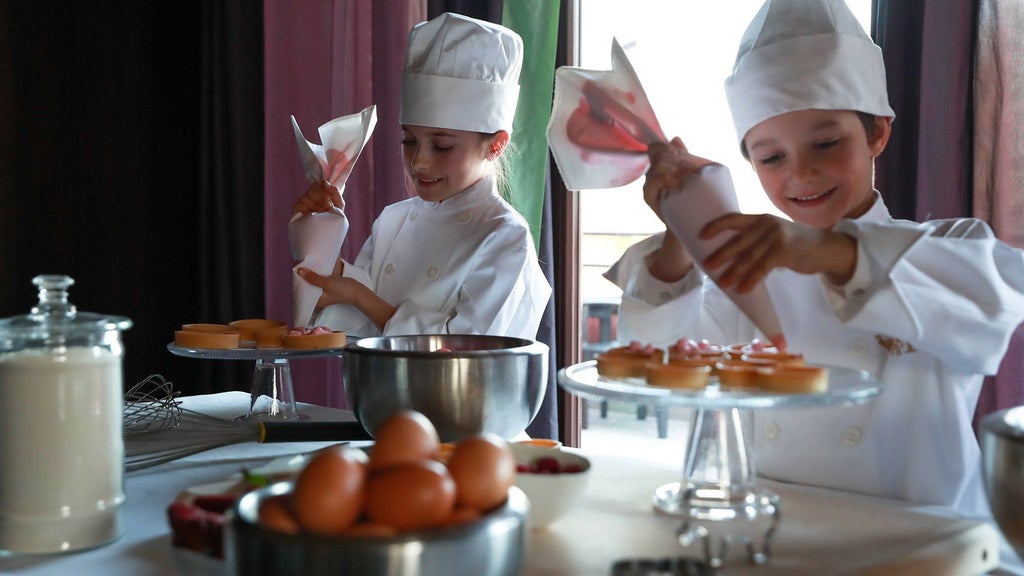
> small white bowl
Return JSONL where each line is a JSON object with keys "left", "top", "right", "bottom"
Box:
{"left": 511, "top": 444, "right": 591, "bottom": 529}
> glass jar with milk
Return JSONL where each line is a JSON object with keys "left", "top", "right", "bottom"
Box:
{"left": 0, "top": 275, "right": 131, "bottom": 555}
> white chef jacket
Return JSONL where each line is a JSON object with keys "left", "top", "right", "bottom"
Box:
{"left": 318, "top": 175, "right": 551, "bottom": 340}
{"left": 605, "top": 167, "right": 1024, "bottom": 540}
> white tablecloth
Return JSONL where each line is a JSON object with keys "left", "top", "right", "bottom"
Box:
{"left": 0, "top": 392, "right": 1004, "bottom": 575}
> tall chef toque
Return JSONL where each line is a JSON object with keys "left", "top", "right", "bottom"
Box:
{"left": 400, "top": 12, "right": 523, "bottom": 134}
{"left": 725, "top": 0, "right": 895, "bottom": 145}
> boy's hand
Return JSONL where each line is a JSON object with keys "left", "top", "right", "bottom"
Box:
{"left": 293, "top": 181, "right": 344, "bottom": 215}
{"left": 699, "top": 213, "right": 857, "bottom": 292}
{"left": 642, "top": 137, "right": 716, "bottom": 222}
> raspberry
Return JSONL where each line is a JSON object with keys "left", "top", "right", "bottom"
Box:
{"left": 167, "top": 501, "right": 228, "bottom": 558}
{"left": 531, "top": 456, "right": 561, "bottom": 474}
{"left": 192, "top": 493, "right": 237, "bottom": 515}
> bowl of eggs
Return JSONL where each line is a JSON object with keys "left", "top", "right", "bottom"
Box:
{"left": 228, "top": 411, "right": 529, "bottom": 576}
{"left": 511, "top": 442, "right": 591, "bottom": 529}
{"left": 343, "top": 334, "right": 548, "bottom": 442}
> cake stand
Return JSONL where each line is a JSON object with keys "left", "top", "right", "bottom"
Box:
{"left": 167, "top": 343, "right": 348, "bottom": 421}
{"left": 558, "top": 361, "right": 880, "bottom": 567}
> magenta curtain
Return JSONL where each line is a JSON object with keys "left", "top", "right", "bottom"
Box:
{"left": 263, "top": 0, "right": 426, "bottom": 407}
{"left": 875, "top": 0, "right": 1024, "bottom": 425}
{"left": 972, "top": 0, "right": 1024, "bottom": 421}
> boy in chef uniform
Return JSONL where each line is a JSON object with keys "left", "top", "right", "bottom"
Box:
{"left": 294, "top": 13, "right": 551, "bottom": 341}
{"left": 605, "top": 0, "right": 1024, "bottom": 570}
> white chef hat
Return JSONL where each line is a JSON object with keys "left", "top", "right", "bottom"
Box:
{"left": 400, "top": 12, "right": 523, "bottom": 134}
{"left": 725, "top": 0, "right": 895, "bottom": 145}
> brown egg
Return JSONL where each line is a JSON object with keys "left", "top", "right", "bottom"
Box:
{"left": 440, "top": 507, "right": 482, "bottom": 528}
{"left": 365, "top": 460, "right": 455, "bottom": 531}
{"left": 257, "top": 494, "right": 300, "bottom": 535}
{"left": 369, "top": 410, "right": 440, "bottom": 470}
{"left": 446, "top": 433, "right": 515, "bottom": 512}
{"left": 291, "top": 445, "right": 367, "bottom": 535}
{"left": 338, "top": 522, "right": 399, "bottom": 538}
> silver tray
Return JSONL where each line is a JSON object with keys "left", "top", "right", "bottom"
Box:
{"left": 558, "top": 360, "right": 880, "bottom": 410}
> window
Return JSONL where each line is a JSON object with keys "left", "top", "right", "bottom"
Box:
{"left": 574, "top": 0, "right": 873, "bottom": 450}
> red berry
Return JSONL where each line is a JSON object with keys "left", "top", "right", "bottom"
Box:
{"left": 192, "top": 493, "right": 237, "bottom": 514}
{"left": 531, "top": 456, "right": 561, "bottom": 474}
{"left": 561, "top": 464, "right": 584, "bottom": 474}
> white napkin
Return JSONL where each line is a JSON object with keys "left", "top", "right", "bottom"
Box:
{"left": 547, "top": 38, "right": 666, "bottom": 191}
{"left": 548, "top": 40, "right": 785, "bottom": 348}
{"left": 289, "top": 106, "right": 377, "bottom": 328}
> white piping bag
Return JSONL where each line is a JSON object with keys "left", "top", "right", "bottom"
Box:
{"left": 547, "top": 39, "right": 785, "bottom": 347}
{"left": 288, "top": 105, "right": 377, "bottom": 328}
{"left": 548, "top": 38, "right": 666, "bottom": 191}
{"left": 660, "top": 167, "right": 785, "bottom": 348}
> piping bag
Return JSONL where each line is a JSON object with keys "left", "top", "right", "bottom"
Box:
{"left": 289, "top": 105, "right": 377, "bottom": 328}
{"left": 547, "top": 39, "right": 785, "bottom": 348}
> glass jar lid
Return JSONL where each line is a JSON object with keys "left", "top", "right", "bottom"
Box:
{"left": 0, "top": 275, "right": 132, "bottom": 347}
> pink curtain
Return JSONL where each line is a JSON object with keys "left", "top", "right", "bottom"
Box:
{"left": 263, "top": 0, "right": 426, "bottom": 407}
{"left": 973, "top": 0, "right": 1024, "bottom": 420}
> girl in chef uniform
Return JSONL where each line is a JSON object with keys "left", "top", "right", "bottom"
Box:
{"left": 605, "top": 0, "right": 1024, "bottom": 570}
{"left": 293, "top": 13, "right": 551, "bottom": 341}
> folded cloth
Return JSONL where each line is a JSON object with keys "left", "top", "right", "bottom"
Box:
{"left": 548, "top": 41, "right": 785, "bottom": 347}
{"left": 547, "top": 38, "right": 666, "bottom": 191}
{"left": 289, "top": 106, "right": 377, "bottom": 328}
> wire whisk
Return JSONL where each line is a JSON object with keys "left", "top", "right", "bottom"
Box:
{"left": 123, "top": 374, "right": 183, "bottom": 435}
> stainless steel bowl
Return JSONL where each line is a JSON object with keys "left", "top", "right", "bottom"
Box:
{"left": 343, "top": 335, "right": 548, "bottom": 442}
{"left": 980, "top": 406, "right": 1024, "bottom": 558}
{"left": 228, "top": 482, "right": 530, "bottom": 576}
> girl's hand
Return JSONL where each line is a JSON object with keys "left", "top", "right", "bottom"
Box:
{"left": 296, "top": 267, "right": 397, "bottom": 331}
{"left": 699, "top": 213, "right": 857, "bottom": 292}
{"left": 293, "top": 181, "right": 344, "bottom": 215}
{"left": 642, "top": 137, "right": 716, "bottom": 222}
{"left": 296, "top": 267, "right": 364, "bottom": 308}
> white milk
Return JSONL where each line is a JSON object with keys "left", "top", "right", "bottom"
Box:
{"left": 0, "top": 346, "right": 124, "bottom": 554}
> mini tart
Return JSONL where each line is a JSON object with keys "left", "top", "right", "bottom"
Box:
{"left": 757, "top": 365, "right": 828, "bottom": 394}
{"left": 596, "top": 353, "right": 646, "bottom": 379}
{"left": 743, "top": 351, "right": 805, "bottom": 367}
{"left": 716, "top": 363, "right": 763, "bottom": 389}
{"left": 714, "top": 356, "right": 777, "bottom": 376}
{"left": 281, "top": 330, "right": 347, "bottom": 350}
{"left": 255, "top": 326, "right": 288, "bottom": 348}
{"left": 645, "top": 361, "right": 711, "bottom": 390}
{"left": 181, "top": 323, "right": 238, "bottom": 333}
{"left": 174, "top": 329, "right": 240, "bottom": 350}
{"left": 229, "top": 319, "right": 287, "bottom": 342}
{"left": 725, "top": 341, "right": 778, "bottom": 359}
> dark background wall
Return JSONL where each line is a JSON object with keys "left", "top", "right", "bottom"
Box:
{"left": 0, "top": 2, "right": 262, "bottom": 394}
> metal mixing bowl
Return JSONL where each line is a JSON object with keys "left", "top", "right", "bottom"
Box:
{"left": 980, "top": 405, "right": 1024, "bottom": 558}
{"left": 228, "top": 481, "right": 529, "bottom": 576}
{"left": 342, "top": 335, "right": 548, "bottom": 442}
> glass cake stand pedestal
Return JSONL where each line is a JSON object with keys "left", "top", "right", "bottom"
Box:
{"left": 558, "top": 361, "right": 880, "bottom": 568}
{"left": 168, "top": 343, "right": 348, "bottom": 422}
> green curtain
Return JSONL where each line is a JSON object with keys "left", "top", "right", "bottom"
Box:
{"left": 503, "top": 1, "right": 560, "bottom": 255}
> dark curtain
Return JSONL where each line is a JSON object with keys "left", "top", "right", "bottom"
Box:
{"left": 873, "top": 0, "right": 975, "bottom": 221}
{"left": 874, "top": 1, "right": 1023, "bottom": 425}
{"left": 0, "top": 2, "right": 264, "bottom": 396}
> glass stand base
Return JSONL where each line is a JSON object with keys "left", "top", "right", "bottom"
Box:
{"left": 239, "top": 358, "right": 304, "bottom": 422}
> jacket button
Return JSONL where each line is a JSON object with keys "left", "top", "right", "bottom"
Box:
{"left": 384, "top": 263, "right": 395, "bottom": 275}
{"left": 457, "top": 211, "right": 472, "bottom": 223}
{"left": 409, "top": 211, "right": 418, "bottom": 221}
{"left": 426, "top": 266, "right": 438, "bottom": 279}
{"left": 842, "top": 427, "right": 863, "bottom": 446}
{"left": 763, "top": 422, "right": 779, "bottom": 440}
